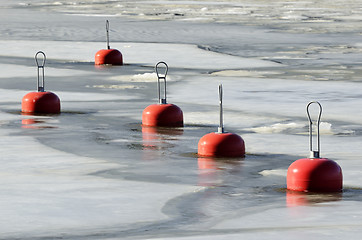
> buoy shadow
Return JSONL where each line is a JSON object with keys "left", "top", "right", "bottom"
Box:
{"left": 10, "top": 110, "right": 92, "bottom": 116}
{"left": 94, "top": 64, "right": 124, "bottom": 70}
{"left": 140, "top": 125, "right": 184, "bottom": 150}
{"left": 337, "top": 187, "right": 362, "bottom": 203}
{"left": 14, "top": 110, "right": 92, "bottom": 129}
{"left": 21, "top": 118, "right": 58, "bottom": 129}
{"left": 285, "top": 189, "right": 343, "bottom": 207}
{"left": 196, "top": 156, "right": 244, "bottom": 187}
{"left": 197, "top": 156, "right": 244, "bottom": 169}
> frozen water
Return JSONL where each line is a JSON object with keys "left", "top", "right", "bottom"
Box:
{"left": 0, "top": 0, "right": 362, "bottom": 239}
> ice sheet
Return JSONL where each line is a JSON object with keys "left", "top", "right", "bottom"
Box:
{"left": 0, "top": 126, "right": 201, "bottom": 238}
{"left": 0, "top": 40, "right": 278, "bottom": 69}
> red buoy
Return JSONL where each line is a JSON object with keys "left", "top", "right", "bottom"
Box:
{"left": 21, "top": 51, "right": 61, "bottom": 114}
{"left": 22, "top": 91, "right": 60, "bottom": 114}
{"left": 142, "top": 103, "right": 183, "bottom": 127}
{"left": 142, "top": 62, "right": 183, "bottom": 127}
{"left": 95, "top": 20, "right": 123, "bottom": 65}
{"left": 287, "top": 101, "right": 343, "bottom": 192}
{"left": 95, "top": 49, "right": 123, "bottom": 65}
{"left": 197, "top": 85, "right": 245, "bottom": 158}
{"left": 287, "top": 158, "right": 342, "bottom": 192}
{"left": 198, "top": 132, "right": 245, "bottom": 157}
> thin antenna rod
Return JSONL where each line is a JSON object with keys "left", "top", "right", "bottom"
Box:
{"left": 218, "top": 84, "right": 224, "bottom": 133}
{"left": 155, "top": 61, "right": 168, "bottom": 104}
{"left": 35, "top": 51, "right": 46, "bottom": 92}
{"left": 306, "top": 101, "right": 322, "bottom": 158}
{"left": 106, "top": 20, "right": 110, "bottom": 49}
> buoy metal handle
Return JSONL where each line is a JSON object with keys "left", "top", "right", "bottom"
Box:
{"left": 35, "top": 51, "right": 46, "bottom": 92}
{"left": 106, "top": 20, "right": 110, "bottom": 49}
{"left": 306, "top": 101, "right": 322, "bottom": 158}
{"left": 155, "top": 61, "right": 168, "bottom": 104}
{"left": 218, "top": 84, "right": 224, "bottom": 133}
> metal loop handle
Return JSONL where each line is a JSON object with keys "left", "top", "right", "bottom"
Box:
{"left": 218, "top": 84, "right": 224, "bottom": 133}
{"left": 306, "top": 101, "right": 322, "bottom": 158}
{"left": 35, "top": 51, "right": 46, "bottom": 92}
{"left": 106, "top": 20, "right": 110, "bottom": 49}
{"left": 155, "top": 61, "right": 168, "bottom": 104}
